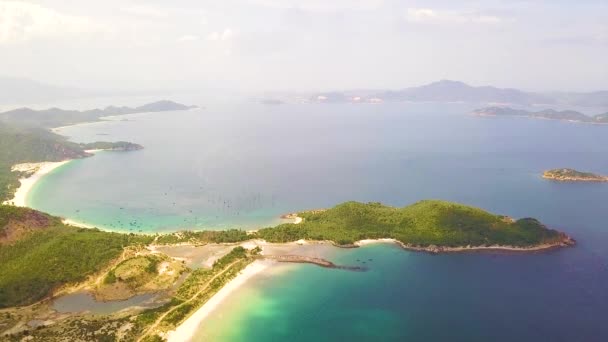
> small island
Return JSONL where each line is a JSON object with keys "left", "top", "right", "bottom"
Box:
{"left": 473, "top": 106, "right": 608, "bottom": 124}
{"left": 542, "top": 168, "right": 608, "bottom": 182}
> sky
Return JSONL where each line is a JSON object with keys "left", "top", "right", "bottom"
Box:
{"left": 0, "top": 0, "right": 606, "bottom": 92}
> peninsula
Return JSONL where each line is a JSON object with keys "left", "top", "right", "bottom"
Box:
{"left": 472, "top": 106, "right": 608, "bottom": 124}
{"left": 542, "top": 168, "right": 608, "bottom": 182}
{"left": 0, "top": 200, "right": 574, "bottom": 340}
{"left": 0, "top": 100, "right": 197, "bottom": 129}
{"left": 0, "top": 122, "right": 143, "bottom": 204}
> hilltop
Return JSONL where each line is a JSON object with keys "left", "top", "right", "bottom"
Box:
{"left": 258, "top": 200, "right": 573, "bottom": 250}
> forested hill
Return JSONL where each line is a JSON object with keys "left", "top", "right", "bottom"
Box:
{"left": 0, "top": 100, "right": 196, "bottom": 128}
{"left": 0, "top": 205, "right": 152, "bottom": 308}
{"left": 257, "top": 200, "right": 572, "bottom": 248}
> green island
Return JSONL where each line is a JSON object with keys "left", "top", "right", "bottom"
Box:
{"left": 472, "top": 106, "right": 608, "bottom": 124}
{"left": 0, "top": 198, "right": 575, "bottom": 341}
{"left": 542, "top": 168, "right": 608, "bottom": 182}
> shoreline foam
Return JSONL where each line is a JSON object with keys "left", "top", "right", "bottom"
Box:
{"left": 3, "top": 161, "right": 72, "bottom": 207}
{"left": 165, "top": 260, "right": 271, "bottom": 342}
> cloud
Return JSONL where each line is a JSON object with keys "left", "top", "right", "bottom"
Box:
{"left": 248, "top": 0, "right": 383, "bottom": 12}
{"left": 207, "top": 28, "right": 233, "bottom": 41}
{"left": 406, "top": 8, "right": 502, "bottom": 25}
{"left": 0, "top": 1, "right": 101, "bottom": 43}
{"left": 120, "top": 5, "right": 168, "bottom": 18}
{"left": 177, "top": 34, "right": 200, "bottom": 42}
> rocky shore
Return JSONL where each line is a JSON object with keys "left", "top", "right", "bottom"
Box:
{"left": 543, "top": 169, "right": 608, "bottom": 182}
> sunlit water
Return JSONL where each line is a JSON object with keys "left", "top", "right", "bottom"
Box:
{"left": 29, "top": 101, "right": 608, "bottom": 340}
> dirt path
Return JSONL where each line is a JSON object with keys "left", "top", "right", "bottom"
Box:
{"left": 137, "top": 260, "right": 241, "bottom": 341}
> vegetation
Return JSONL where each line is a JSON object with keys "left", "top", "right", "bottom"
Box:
{"left": 257, "top": 200, "right": 565, "bottom": 247}
{"left": 79, "top": 141, "right": 143, "bottom": 151}
{"left": 97, "top": 254, "right": 186, "bottom": 301}
{"left": 0, "top": 206, "right": 153, "bottom": 308}
{"left": 154, "top": 229, "right": 251, "bottom": 245}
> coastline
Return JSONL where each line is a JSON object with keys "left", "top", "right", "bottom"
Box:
{"left": 165, "top": 260, "right": 272, "bottom": 342}
{"left": 352, "top": 237, "right": 575, "bottom": 253}
{"left": 542, "top": 175, "right": 608, "bottom": 182}
{"left": 2, "top": 161, "right": 72, "bottom": 207}
{"left": 62, "top": 218, "right": 95, "bottom": 229}
{"left": 164, "top": 235, "right": 575, "bottom": 340}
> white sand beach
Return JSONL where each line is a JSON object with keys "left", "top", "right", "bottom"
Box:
{"left": 3, "top": 161, "right": 72, "bottom": 207}
{"left": 62, "top": 218, "right": 95, "bottom": 228}
{"left": 166, "top": 260, "right": 271, "bottom": 342}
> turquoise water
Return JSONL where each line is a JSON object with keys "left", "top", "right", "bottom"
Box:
{"left": 198, "top": 239, "right": 608, "bottom": 341}
{"left": 29, "top": 102, "right": 608, "bottom": 340}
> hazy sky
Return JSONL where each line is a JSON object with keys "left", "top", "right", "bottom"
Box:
{"left": 0, "top": 0, "right": 606, "bottom": 92}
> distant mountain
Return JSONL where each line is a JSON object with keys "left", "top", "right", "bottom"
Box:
{"left": 473, "top": 106, "right": 608, "bottom": 124}
{"left": 0, "top": 77, "right": 91, "bottom": 105}
{"left": 0, "top": 100, "right": 197, "bottom": 128}
{"left": 380, "top": 80, "right": 554, "bottom": 104}
{"left": 310, "top": 80, "right": 608, "bottom": 107}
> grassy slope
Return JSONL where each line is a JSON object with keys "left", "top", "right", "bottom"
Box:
{"left": 258, "top": 200, "right": 564, "bottom": 247}
{"left": 0, "top": 205, "right": 153, "bottom": 308}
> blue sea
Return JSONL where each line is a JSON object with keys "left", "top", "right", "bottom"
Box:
{"left": 30, "top": 101, "right": 608, "bottom": 340}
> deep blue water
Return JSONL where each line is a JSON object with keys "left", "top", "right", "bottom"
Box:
{"left": 29, "top": 101, "right": 608, "bottom": 340}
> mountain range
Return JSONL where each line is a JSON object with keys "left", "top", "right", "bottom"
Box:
{"left": 308, "top": 80, "right": 608, "bottom": 107}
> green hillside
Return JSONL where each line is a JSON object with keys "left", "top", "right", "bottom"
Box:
{"left": 258, "top": 200, "right": 566, "bottom": 247}
{"left": 0, "top": 205, "right": 153, "bottom": 308}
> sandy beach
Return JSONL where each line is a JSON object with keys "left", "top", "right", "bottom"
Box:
{"left": 166, "top": 260, "right": 271, "bottom": 342}
{"left": 3, "top": 161, "right": 72, "bottom": 207}
{"left": 355, "top": 237, "right": 575, "bottom": 253}
{"left": 62, "top": 218, "right": 95, "bottom": 229}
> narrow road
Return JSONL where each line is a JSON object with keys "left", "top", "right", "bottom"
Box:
{"left": 137, "top": 260, "right": 242, "bottom": 341}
